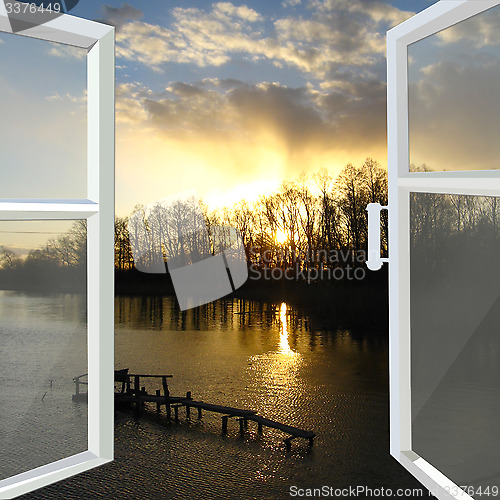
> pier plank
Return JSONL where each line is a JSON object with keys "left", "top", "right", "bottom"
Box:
{"left": 245, "top": 415, "right": 315, "bottom": 439}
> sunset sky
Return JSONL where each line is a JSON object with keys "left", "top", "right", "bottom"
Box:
{"left": 2, "top": 1, "right": 438, "bottom": 215}
{"left": 76, "top": 0, "right": 434, "bottom": 214}
{"left": 2, "top": 0, "right": 470, "bottom": 254}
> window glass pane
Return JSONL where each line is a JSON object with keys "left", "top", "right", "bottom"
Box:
{"left": 408, "top": 6, "right": 500, "bottom": 172}
{"left": 0, "top": 220, "right": 87, "bottom": 479}
{"left": 411, "top": 193, "right": 500, "bottom": 495}
{"left": 0, "top": 32, "right": 87, "bottom": 198}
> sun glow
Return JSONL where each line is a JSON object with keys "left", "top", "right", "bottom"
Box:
{"left": 275, "top": 229, "right": 287, "bottom": 244}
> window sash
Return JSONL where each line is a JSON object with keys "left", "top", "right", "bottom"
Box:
{"left": 388, "top": 1, "right": 500, "bottom": 499}
{"left": 0, "top": 12, "right": 114, "bottom": 499}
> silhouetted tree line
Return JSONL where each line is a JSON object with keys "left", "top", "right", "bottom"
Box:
{"left": 0, "top": 221, "right": 86, "bottom": 291}
{"left": 0, "top": 159, "right": 389, "bottom": 291}
{"left": 115, "top": 158, "right": 388, "bottom": 275}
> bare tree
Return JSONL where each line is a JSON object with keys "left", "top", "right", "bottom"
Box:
{"left": 0, "top": 246, "right": 18, "bottom": 269}
{"left": 115, "top": 217, "right": 133, "bottom": 270}
{"left": 336, "top": 163, "right": 368, "bottom": 251}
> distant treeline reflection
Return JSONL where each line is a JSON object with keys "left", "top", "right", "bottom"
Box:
{"left": 115, "top": 294, "right": 389, "bottom": 342}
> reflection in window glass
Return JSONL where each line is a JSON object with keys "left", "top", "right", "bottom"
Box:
{"left": 411, "top": 193, "right": 500, "bottom": 494}
{"left": 408, "top": 5, "right": 500, "bottom": 172}
{"left": 0, "top": 220, "right": 87, "bottom": 479}
{"left": 0, "top": 33, "right": 87, "bottom": 198}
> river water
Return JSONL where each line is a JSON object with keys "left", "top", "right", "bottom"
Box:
{"left": 0, "top": 290, "right": 87, "bottom": 482}
{"left": 3, "top": 292, "right": 425, "bottom": 499}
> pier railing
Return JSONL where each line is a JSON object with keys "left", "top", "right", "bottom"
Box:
{"left": 73, "top": 373, "right": 88, "bottom": 398}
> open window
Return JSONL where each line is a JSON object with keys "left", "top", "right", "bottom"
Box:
{"left": 0, "top": 7, "right": 114, "bottom": 499}
{"left": 382, "top": 1, "right": 500, "bottom": 499}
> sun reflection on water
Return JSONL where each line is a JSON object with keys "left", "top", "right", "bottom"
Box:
{"left": 245, "top": 302, "right": 304, "bottom": 425}
{"left": 279, "top": 302, "right": 295, "bottom": 355}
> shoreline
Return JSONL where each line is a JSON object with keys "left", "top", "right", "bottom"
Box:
{"left": 0, "top": 267, "right": 389, "bottom": 331}
{"left": 114, "top": 267, "right": 389, "bottom": 332}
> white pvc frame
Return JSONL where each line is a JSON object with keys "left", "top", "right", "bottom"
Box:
{"left": 0, "top": 8, "right": 115, "bottom": 499}
{"left": 388, "top": 1, "right": 500, "bottom": 499}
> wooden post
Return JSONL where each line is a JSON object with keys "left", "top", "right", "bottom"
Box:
{"left": 184, "top": 391, "right": 191, "bottom": 419}
{"left": 222, "top": 416, "right": 228, "bottom": 434}
{"left": 134, "top": 375, "right": 140, "bottom": 413}
{"left": 197, "top": 407, "right": 202, "bottom": 419}
{"left": 238, "top": 418, "right": 244, "bottom": 435}
{"left": 162, "top": 376, "right": 171, "bottom": 420}
{"left": 258, "top": 422, "right": 263, "bottom": 433}
{"left": 174, "top": 405, "right": 179, "bottom": 422}
{"left": 126, "top": 377, "right": 131, "bottom": 393}
{"left": 156, "top": 390, "right": 161, "bottom": 413}
{"left": 284, "top": 438, "right": 292, "bottom": 450}
{"left": 244, "top": 418, "right": 248, "bottom": 429}
{"left": 308, "top": 437, "right": 314, "bottom": 447}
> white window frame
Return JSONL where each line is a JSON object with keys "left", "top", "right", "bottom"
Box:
{"left": 0, "top": 9, "right": 115, "bottom": 499}
{"left": 388, "top": 1, "right": 500, "bottom": 499}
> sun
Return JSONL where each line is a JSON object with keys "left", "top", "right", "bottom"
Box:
{"left": 275, "top": 229, "right": 287, "bottom": 244}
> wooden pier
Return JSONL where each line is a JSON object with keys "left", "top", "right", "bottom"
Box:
{"left": 73, "top": 370, "right": 315, "bottom": 448}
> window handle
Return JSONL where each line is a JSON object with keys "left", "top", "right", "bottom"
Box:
{"left": 366, "top": 203, "right": 389, "bottom": 271}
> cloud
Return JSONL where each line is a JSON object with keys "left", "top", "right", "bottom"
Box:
{"left": 107, "top": 0, "right": 410, "bottom": 214}
{"left": 116, "top": 75, "right": 386, "bottom": 166}
{"left": 48, "top": 44, "right": 86, "bottom": 60}
{"left": 116, "top": 70, "right": 387, "bottom": 149}
{"left": 47, "top": 90, "right": 86, "bottom": 105}
{"left": 97, "top": 3, "right": 143, "bottom": 30}
{"left": 98, "top": 2, "right": 263, "bottom": 70}
{"left": 114, "top": 76, "right": 388, "bottom": 215}
{"left": 437, "top": 5, "right": 500, "bottom": 48}
{"left": 409, "top": 59, "right": 500, "bottom": 171}
{"left": 0, "top": 68, "right": 87, "bottom": 200}
{"left": 115, "top": 82, "right": 153, "bottom": 123}
{"left": 408, "top": 3, "right": 500, "bottom": 172}
{"left": 211, "top": 2, "right": 263, "bottom": 22}
{"left": 106, "top": 0, "right": 412, "bottom": 78}
{"left": 271, "top": 0, "right": 412, "bottom": 78}
{"left": 114, "top": 21, "right": 231, "bottom": 70}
